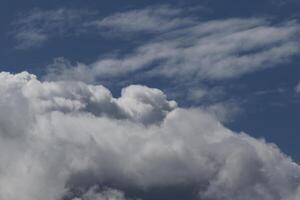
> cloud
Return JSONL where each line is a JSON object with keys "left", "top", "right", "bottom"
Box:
{"left": 11, "top": 8, "right": 95, "bottom": 49}
{"left": 9, "top": 71, "right": 176, "bottom": 125}
{"left": 90, "top": 5, "right": 195, "bottom": 36}
{"left": 45, "top": 10, "right": 300, "bottom": 82}
{"left": 71, "top": 187, "right": 132, "bottom": 200}
{"left": 0, "top": 71, "right": 299, "bottom": 200}
{"left": 91, "top": 18, "right": 300, "bottom": 80}
{"left": 295, "top": 82, "right": 300, "bottom": 93}
{"left": 13, "top": 5, "right": 300, "bottom": 79}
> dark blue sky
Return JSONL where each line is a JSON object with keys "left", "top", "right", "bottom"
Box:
{"left": 1, "top": 0, "right": 300, "bottom": 163}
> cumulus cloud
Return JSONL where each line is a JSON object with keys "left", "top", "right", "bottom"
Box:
{"left": 2, "top": 71, "right": 176, "bottom": 125}
{"left": 0, "top": 71, "right": 299, "bottom": 200}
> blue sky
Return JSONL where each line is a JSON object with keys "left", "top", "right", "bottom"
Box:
{"left": 1, "top": 1, "right": 300, "bottom": 200}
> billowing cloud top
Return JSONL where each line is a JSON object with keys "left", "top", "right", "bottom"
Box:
{"left": 0, "top": 71, "right": 299, "bottom": 200}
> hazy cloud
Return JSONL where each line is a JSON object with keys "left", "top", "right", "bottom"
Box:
{"left": 12, "top": 8, "right": 95, "bottom": 49}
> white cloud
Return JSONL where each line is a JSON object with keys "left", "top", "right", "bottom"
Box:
{"left": 91, "top": 5, "right": 194, "bottom": 35}
{"left": 13, "top": 6, "right": 300, "bottom": 80}
{"left": 11, "top": 5, "right": 300, "bottom": 93}
{"left": 92, "top": 18, "right": 300, "bottom": 80}
{"left": 5, "top": 71, "right": 176, "bottom": 125}
{"left": 46, "top": 15, "right": 300, "bottom": 82}
{"left": 0, "top": 71, "right": 299, "bottom": 200}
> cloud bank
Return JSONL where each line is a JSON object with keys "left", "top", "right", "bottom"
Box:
{"left": 0, "top": 71, "right": 299, "bottom": 200}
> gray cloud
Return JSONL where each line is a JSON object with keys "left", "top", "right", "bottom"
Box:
{"left": 71, "top": 187, "right": 132, "bottom": 200}
{"left": 0, "top": 71, "right": 299, "bottom": 200}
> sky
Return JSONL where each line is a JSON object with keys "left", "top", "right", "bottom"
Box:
{"left": 1, "top": 0, "right": 300, "bottom": 200}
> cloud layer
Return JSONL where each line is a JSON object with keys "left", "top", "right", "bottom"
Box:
{"left": 0, "top": 71, "right": 299, "bottom": 200}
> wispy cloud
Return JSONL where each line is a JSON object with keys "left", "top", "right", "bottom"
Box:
{"left": 90, "top": 5, "right": 196, "bottom": 35}
{"left": 92, "top": 18, "right": 299, "bottom": 80}
{"left": 11, "top": 8, "right": 95, "bottom": 49}
{"left": 46, "top": 13, "right": 300, "bottom": 82}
